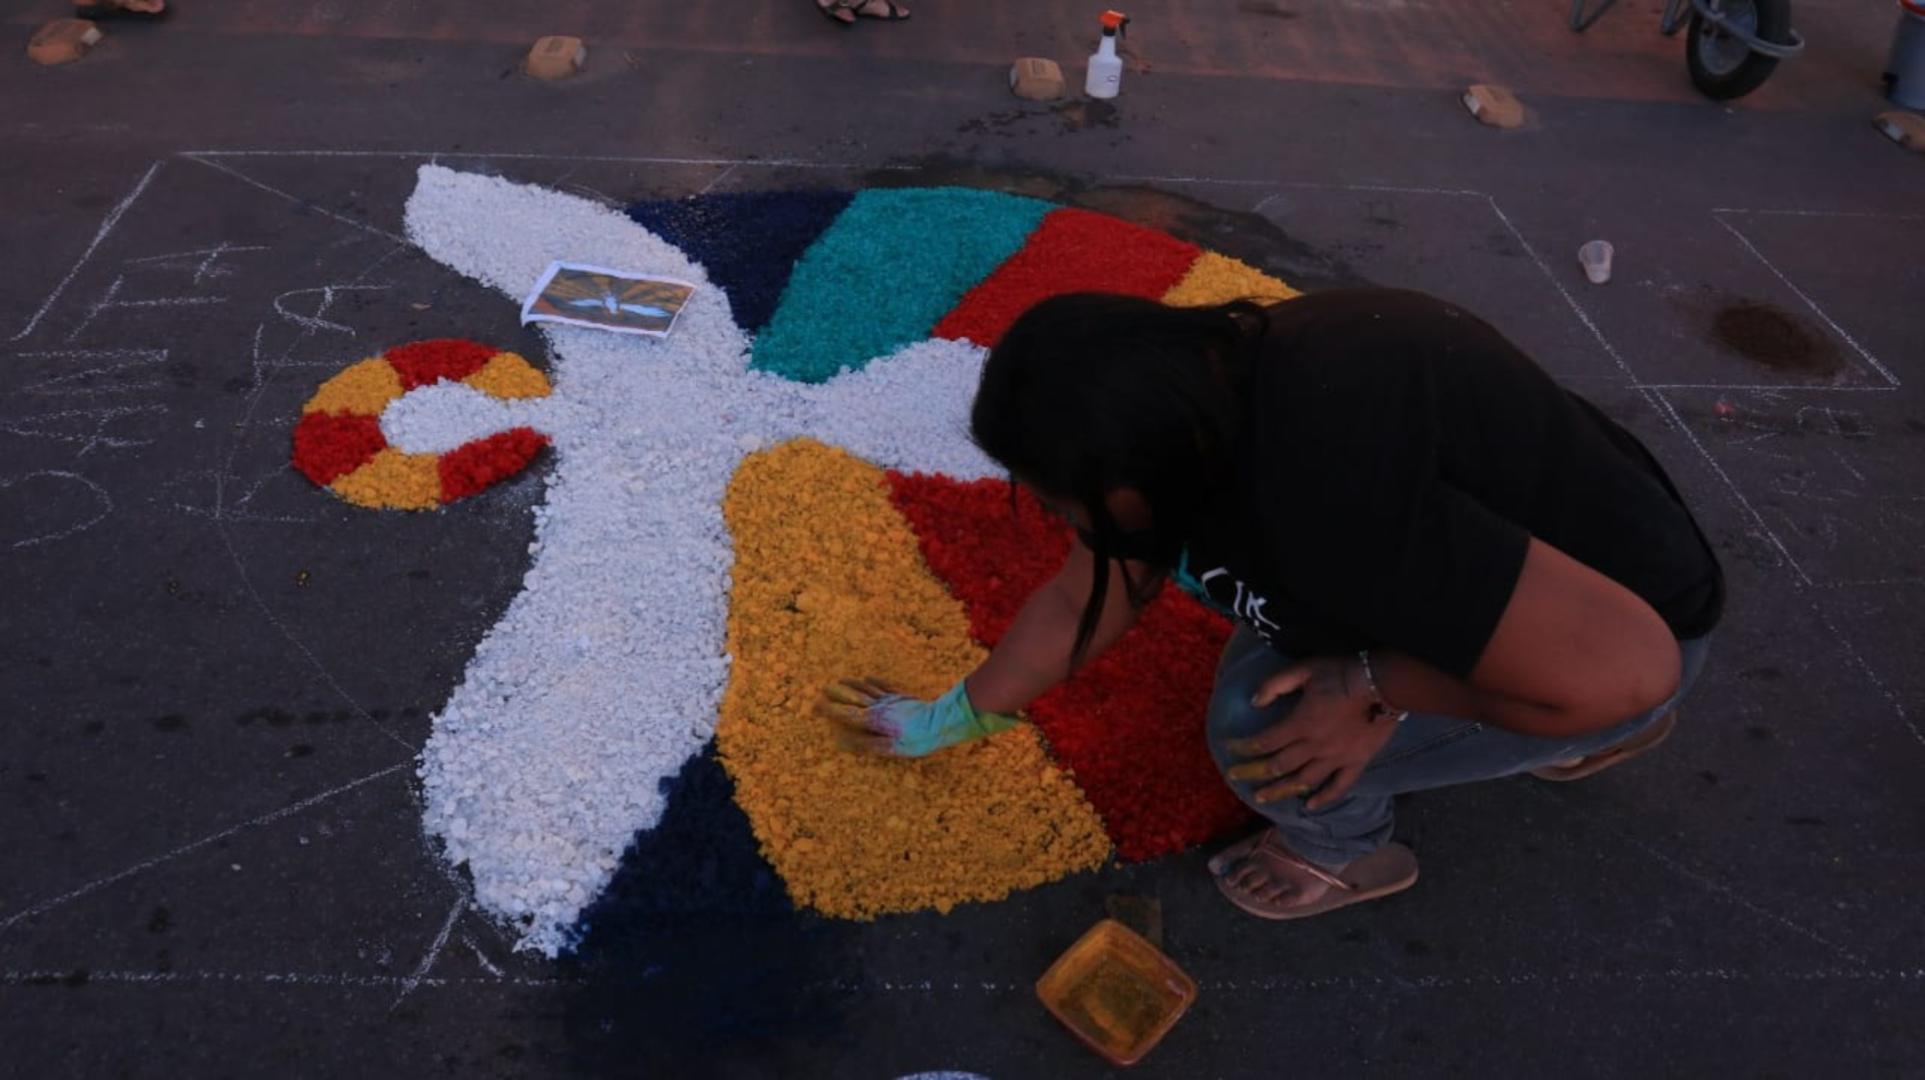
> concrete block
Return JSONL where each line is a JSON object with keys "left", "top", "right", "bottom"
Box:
{"left": 526, "top": 35, "right": 585, "bottom": 81}
{"left": 1463, "top": 83, "right": 1525, "bottom": 129}
{"left": 27, "top": 19, "right": 103, "bottom": 66}
{"left": 1010, "top": 57, "right": 1067, "bottom": 101}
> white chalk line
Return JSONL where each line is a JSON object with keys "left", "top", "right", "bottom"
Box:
{"left": 211, "top": 247, "right": 417, "bottom": 758}
{"left": 125, "top": 242, "right": 270, "bottom": 286}
{"left": 152, "top": 467, "right": 324, "bottom": 526}
{"left": 1, "top": 471, "right": 113, "bottom": 549}
{"left": 14, "top": 348, "right": 171, "bottom": 397}
{"left": 1643, "top": 389, "right": 1811, "bottom": 587}
{"left": 0, "top": 763, "right": 409, "bottom": 936}
{"left": 1815, "top": 577, "right": 1925, "bottom": 589}
{"left": 9, "top": 966, "right": 1919, "bottom": 995}
{"left": 807, "top": 966, "right": 1925, "bottom": 994}
{"left": 462, "top": 933, "right": 506, "bottom": 978}
{"left": 65, "top": 275, "right": 228, "bottom": 344}
{"left": 1809, "top": 601, "right": 1923, "bottom": 749}
{"left": 391, "top": 894, "right": 467, "bottom": 1010}
{"left": 696, "top": 162, "right": 740, "bottom": 196}
{"left": 10, "top": 160, "right": 163, "bottom": 342}
{"left": 1531, "top": 225, "right": 1918, "bottom": 761}
{"left": 1134, "top": 174, "right": 1487, "bottom": 197}
{"left": 1712, "top": 206, "right": 1925, "bottom": 222}
{"left": 1483, "top": 195, "right": 1638, "bottom": 384}
{"left": 1534, "top": 785, "right": 1868, "bottom": 967}
{"left": 0, "top": 403, "right": 167, "bottom": 457}
{"left": 1711, "top": 214, "right": 1900, "bottom": 389}
{"left": 99, "top": 295, "right": 228, "bottom": 310}
{"left": 1, "top": 968, "right": 557, "bottom": 990}
{"left": 272, "top": 284, "right": 390, "bottom": 338}
{"left": 1632, "top": 383, "right": 1898, "bottom": 393}
{"left": 182, "top": 154, "right": 410, "bottom": 247}
{"left": 176, "top": 149, "right": 916, "bottom": 171}
{"left": 174, "top": 151, "right": 1485, "bottom": 197}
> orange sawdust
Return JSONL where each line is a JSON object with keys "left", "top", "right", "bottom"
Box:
{"left": 462, "top": 351, "right": 552, "bottom": 400}
{"left": 1159, "top": 251, "right": 1299, "bottom": 308}
{"left": 303, "top": 356, "right": 403, "bottom": 416}
{"left": 329, "top": 447, "right": 442, "bottom": 510}
{"left": 718, "top": 439, "right": 1111, "bottom": 918}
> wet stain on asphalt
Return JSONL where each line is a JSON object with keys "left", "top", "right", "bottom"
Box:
{"left": 1710, "top": 300, "right": 1843, "bottom": 375}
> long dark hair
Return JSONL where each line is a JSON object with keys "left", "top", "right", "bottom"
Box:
{"left": 970, "top": 292, "right": 1268, "bottom": 663}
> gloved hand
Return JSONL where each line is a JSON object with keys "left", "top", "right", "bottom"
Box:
{"left": 818, "top": 677, "right": 1020, "bottom": 757}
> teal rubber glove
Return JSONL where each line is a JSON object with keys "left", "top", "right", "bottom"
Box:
{"left": 819, "top": 677, "right": 1020, "bottom": 757}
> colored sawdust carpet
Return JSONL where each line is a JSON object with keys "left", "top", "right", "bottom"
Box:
{"left": 361, "top": 169, "right": 1309, "bottom": 948}
{"left": 718, "top": 439, "right": 1112, "bottom": 919}
{"left": 292, "top": 338, "right": 551, "bottom": 510}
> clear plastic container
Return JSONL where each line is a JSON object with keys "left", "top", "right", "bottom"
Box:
{"left": 1035, "top": 919, "right": 1197, "bottom": 1066}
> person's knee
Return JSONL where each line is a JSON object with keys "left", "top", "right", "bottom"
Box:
{"left": 1206, "top": 689, "right": 1298, "bottom": 784}
{"left": 1207, "top": 636, "right": 1292, "bottom": 741}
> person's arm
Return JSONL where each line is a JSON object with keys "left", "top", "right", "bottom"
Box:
{"left": 1367, "top": 536, "right": 1681, "bottom": 737}
{"left": 1228, "top": 534, "right": 1683, "bottom": 810}
{"left": 964, "top": 537, "right": 1155, "bottom": 713}
{"left": 822, "top": 537, "right": 1155, "bottom": 756}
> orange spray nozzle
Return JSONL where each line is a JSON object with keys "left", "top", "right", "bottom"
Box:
{"left": 1100, "top": 9, "right": 1129, "bottom": 34}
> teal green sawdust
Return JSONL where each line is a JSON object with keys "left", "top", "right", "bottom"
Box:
{"left": 749, "top": 187, "right": 1053, "bottom": 383}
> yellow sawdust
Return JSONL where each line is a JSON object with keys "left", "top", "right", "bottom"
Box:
{"left": 329, "top": 447, "right": 442, "bottom": 510}
{"left": 1160, "top": 250, "right": 1299, "bottom": 307}
{"left": 462, "top": 352, "right": 552, "bottom": 400}
{"left": 302, "top": 357, "right": 403, "bottom": 416}
{"left": 718, "top": 439, "right": 1111, "bottom": 918}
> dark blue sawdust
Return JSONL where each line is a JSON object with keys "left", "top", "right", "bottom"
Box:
{"left": 626, "top": 190, "right": 855, "bottom": 333}
{"left": 559, "top": 746, "right": 858, "bottom": 1075}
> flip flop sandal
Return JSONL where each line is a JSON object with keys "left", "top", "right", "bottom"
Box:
{"left": 815, "top": 0, "right": 857, "bottom": 26}
{"left": 1529, "top": 709, "right": 1677, "bottom": 782}
{"left": 1211, "top": 829, "right": 1419, "bottom": 921}
{"left": 851, "top": 0, "right": 911, "bottom": 19}
{"left": 74, "top": 1, "right": 170, "bottom": 19}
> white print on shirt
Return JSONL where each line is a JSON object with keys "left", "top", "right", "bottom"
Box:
{"left": 1197, "top": 565, "right": 1282, "bottom": 637}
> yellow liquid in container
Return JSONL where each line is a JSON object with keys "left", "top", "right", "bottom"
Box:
{"left": 1036, "top": 919, "right": 1198, "bottom": 1066}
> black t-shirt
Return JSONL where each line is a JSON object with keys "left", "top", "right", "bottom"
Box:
{"left": 1179, "top": 288, "right": 1725, "bottom": 678}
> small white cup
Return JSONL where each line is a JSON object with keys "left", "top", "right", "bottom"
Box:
{"left": 1578, "top": 240, "right": 1614, "bottom": 285}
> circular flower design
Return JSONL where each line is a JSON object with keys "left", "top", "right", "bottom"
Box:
{"left": 292, "top": 338, "right": 552, "bottom": 510}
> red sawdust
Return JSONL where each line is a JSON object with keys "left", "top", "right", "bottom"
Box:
{"left": 385, "top": 338, "right": 497, "bottom": 390}
{"left": 291, "top": 411, "right": 387, "bottom": 486}
{"left": 438, "top": 427, "right": 548, "bottom": 502}
{"left": 884, "top": 471, "right": 1251, "bottom": 860}
{"left": 931, "top": 208, "right": 1203, "bottom": 348}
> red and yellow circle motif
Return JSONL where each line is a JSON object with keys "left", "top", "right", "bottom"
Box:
{"left": 292, "top": 338, "right": 552, "bottom": 510}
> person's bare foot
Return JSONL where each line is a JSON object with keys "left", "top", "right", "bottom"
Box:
{"left": 1209, "top": 829, "right": 1347, "bottom": 913}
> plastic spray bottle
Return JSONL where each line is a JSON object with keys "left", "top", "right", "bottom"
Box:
{"left": 1085, "top": 10, "right": 1130, "bottom": 99}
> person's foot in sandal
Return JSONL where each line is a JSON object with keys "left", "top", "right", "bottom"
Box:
{"left": 1208, "top": 828, "right": 1418, "bottom": 920}
{"left": 75, "top": 0, "right": 167, "bottom": 19}
{"left": 1530, "top": 709, "right": 1677, "bottom": 782}
{"left": 814, "top": 0, "right": 908, "bottom": 25}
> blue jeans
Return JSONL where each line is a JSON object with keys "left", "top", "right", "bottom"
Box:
{"left": 1205, "top": 626, "right": 1712, "bottom": 866}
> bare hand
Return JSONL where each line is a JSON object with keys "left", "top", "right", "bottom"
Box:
{"left": 1223, "top": 656, "right": 1398, "bottom": 810}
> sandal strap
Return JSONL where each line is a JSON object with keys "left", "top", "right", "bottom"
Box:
{"left": 1255, "top": 831, "right": 1355, "bottom": 893}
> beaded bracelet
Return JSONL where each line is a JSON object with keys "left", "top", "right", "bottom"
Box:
{"left": 1357, "top": 650, "right": 1411, "bottom": 724}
